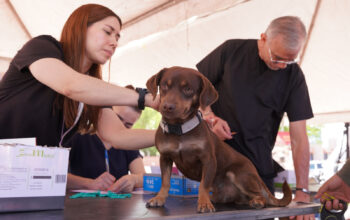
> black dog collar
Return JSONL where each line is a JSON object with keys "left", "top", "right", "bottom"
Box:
{"left": 159, "top": 111, "right": 202, "bottom": 135}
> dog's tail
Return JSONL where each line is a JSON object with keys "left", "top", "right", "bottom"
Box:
{"left": 263, "top": 180, "right": 292, "bottom": 207}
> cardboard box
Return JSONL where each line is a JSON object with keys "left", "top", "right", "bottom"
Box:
{"left": 143, "top": 174, "right": 199, "bottom": 196}
{"left": 0, "top": 143, "right": 70, "bottom": 212}
{"left": 274, "top": 170, "right": 296, "bottom": 188}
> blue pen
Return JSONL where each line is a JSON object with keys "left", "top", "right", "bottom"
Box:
{"left": 105, "top": 149, "right": 110, "bottom": 173}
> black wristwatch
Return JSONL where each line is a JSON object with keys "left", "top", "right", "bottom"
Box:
{"left": 295, "top": 187, "right": 310, "bottom": 194}
{"left": 136, "top": 88, "right": 149, "bottom": 110}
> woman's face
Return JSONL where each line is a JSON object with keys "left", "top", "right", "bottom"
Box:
{"left": 85, "top": 16, "right": 121, "bottom": 66}
{"left": 112, "top": 106, "right": 141, "bottom": 129}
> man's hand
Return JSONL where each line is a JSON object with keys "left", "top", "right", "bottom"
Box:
{"left": 321, "top": 198, "right": 347, "bottom": 211}
{"left": 87, "top": 172, "right": 116, "bottom": 191}
{"left": 315, "top": 174, "right": 350, "bottom": 210}
{"left": 108, "top": 174, "right": 137, "bottom": 193}
{"left": 288, "top": 191, "right": 315, "bottom": 219}
{"left": 203, "top": 114, "right": 233, "bottom": 140}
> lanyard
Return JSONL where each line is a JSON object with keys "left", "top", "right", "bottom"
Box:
{"left": 59, "top": 102, "right": 84, "bottom": 147}
{"left": 105, "top": 149, "right": 110, "bottom": 173}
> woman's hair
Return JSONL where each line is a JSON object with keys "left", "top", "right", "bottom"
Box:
{"left": 58, "top": 4, "right": 122, "bottom": 133}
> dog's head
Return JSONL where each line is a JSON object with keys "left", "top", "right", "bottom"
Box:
{"left": 146, "top": 66, "right": 218, "bottom": 124}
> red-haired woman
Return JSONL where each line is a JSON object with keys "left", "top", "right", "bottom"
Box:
{"left": 0, "top": 4, "right": 158, "bottom": 150}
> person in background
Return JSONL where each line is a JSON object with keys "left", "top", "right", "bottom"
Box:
{"left": 67, "top": 86, "right": 145, "bottom": 193}
{"left": 315, "top": 159, "right": 350, "bottom": 210}
{"left": 0, "top": 4, "right": 158, "bottom": 151}
{"left": 196, "top": 16, "right": 313, "bottom": 219}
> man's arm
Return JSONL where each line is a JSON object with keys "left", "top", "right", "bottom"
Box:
{"left": 289, "top": 120, "right": 315, "bottom": 219}
{"left": 289, "top": 120, "right": 310, "bottom": 201}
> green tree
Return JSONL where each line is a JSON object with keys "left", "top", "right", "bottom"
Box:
{"left": 306, "top": 125, "right": 322, "bottom": 145}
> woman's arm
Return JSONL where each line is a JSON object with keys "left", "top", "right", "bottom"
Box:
{"left": 107, "top": 157, "right": 146, "bottom": 192}
{"left": 31, "top": 58, "right": 157, "bottom": 148}
{"left": 129, "top": 157, "right": 146, "bottom": 188}
{"left": 29, "top": 58, "right": 158, "bottom": 108}
{"left": 97, "top": 108, "right": 156, "bottom": 150}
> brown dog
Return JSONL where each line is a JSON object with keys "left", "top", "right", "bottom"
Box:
{"left": 145, "top": 66, "right": 292, "bottom": 213}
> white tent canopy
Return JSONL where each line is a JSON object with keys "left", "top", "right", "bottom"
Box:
{"left": 1, "top": 0, "right": 350, "bottom": 124}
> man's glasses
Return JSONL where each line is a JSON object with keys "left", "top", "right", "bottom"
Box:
{"left": 268, "top": 47, "right": 298, "bottom": 65}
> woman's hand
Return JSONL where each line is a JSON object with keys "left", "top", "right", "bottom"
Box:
{"left": 145, "top": 93, "right": 160, "bottom": 111}
{"left": 87, "top": 172, "right": 116, "bottom": 191}
{"left": 108, "top": 174, "right": 138, "bottom": 193}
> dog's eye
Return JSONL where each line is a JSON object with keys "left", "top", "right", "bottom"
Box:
{"left": 183, "top": 87, "right": 193, "bottom": 96}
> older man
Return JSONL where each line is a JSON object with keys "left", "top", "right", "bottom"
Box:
{"left": 197, "top": 16, "right": 313, "bottom": 219}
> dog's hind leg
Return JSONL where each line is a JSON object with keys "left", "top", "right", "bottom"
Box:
{"left": 211, "top": 175, "right": 242, "bottom": 204}
{"left": 226, "top": 171, "right": 267, "bottom": 209}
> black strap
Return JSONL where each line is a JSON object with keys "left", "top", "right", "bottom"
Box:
{"left": 136, "top": 88, "right": 148, "bottom": 110}
{"left": 294, "top": 187, "right": 310, "bottom": 194}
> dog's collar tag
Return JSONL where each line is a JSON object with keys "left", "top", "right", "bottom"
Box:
{"left": 160, "top": 111, "right": 202, "bottom": 135}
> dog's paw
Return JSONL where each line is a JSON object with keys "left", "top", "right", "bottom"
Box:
{"left": 146, "top": 196, "right": 166, "bottom": 208}
{"left": 197, "top": 201, "right": 216, "bottom": 213}
{"left": 249, "top": 196, "right": 266, "bottom": 209}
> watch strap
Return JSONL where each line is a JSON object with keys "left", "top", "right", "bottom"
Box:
{"left": 136, "top": 88, "right": 148, "bottom": 110}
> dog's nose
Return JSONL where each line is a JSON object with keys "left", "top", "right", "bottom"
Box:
{"left": 162, "top": 102, "right": 175, "bottom": 112}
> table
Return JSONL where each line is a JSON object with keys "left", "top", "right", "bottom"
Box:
{"left": 0, "top": 192, "right": 321, "bottom": 220}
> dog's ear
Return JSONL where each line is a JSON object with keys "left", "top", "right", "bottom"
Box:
{"left": 146, "top": 68, "right": 167, "bottom": 100}
{"left": 199, "top": 74, "right": 218, "bottom": 110}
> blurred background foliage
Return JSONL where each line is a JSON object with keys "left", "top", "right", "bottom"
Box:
{"left": 133, "top": 107, "right": 161, "bottom": 156}
{"left": 279, "top": 124, "right": 322, "bottom": 145}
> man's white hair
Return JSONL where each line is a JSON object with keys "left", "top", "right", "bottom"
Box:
{"left": 265, "top": 16, "right": 307, "bottom": 50}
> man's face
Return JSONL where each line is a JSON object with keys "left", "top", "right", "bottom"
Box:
{"left": 261, "top": 34, "right": 301, "bottom": 71}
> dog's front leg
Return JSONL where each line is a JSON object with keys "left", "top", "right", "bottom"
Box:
{"left": 146, "top": 155, "right": 172, "bottom": 208}
{"left": 198, "top": 157, "right": 217, "bottom": 213}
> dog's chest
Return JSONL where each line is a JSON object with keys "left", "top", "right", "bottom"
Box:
{"left": 157, "top": 136, "right": 206, "bottom": 157}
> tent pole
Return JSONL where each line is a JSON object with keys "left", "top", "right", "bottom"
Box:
{"left": 298, "top": 0, "right": 322, "bottom": 66}
{"left": 346, "top": 122, "right": 350, "bottom": 159}
{"left": 5, "top": 0, "right": 32, "bottom": 39}
{"left": 123, "top": 0, "right": 187, "bottom": 28}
